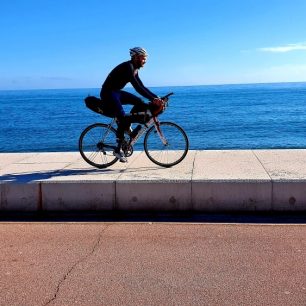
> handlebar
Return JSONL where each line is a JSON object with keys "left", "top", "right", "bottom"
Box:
{"left": 162, "top": 92, "right": 174, "bottom": 100}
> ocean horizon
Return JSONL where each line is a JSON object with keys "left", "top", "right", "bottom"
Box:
{"left": 1, "top": 81, "right": 306, "bottom": 93}
{"left": 1, "top": 82, "right": 306, "bottom": 152}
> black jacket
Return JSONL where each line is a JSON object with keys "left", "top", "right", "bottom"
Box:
{"left": 101, "top": 60, "right": 157, "bottom": 100}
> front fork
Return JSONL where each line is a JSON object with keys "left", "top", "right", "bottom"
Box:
{"left": 153, "top": 117, "right": 168, "bottom": 146}
{"left": 122, "top": 117, "right": 168, "bottom": 156}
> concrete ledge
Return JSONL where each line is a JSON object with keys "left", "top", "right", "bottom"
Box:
{"left": 192, "top": 181, "right": 272, "bottom": 211}
{"left": 272, "top": 181, "right": 306, "bottom": 211}
{"left": 0, "top": 183, "right": 40, "bottom": 211}
{"left": 1, "top": 150, "right": 306, "bottom": 211}
{"left": 117, "top": 181, "right": 192, "bottom": 210}
{"left": 42, "top": 182, "right": 115, "bottom": 211}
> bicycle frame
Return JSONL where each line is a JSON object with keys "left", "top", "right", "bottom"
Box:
{"left": 129, "top": 116, "right": 167, "bottom": 146}
{"left": 94, "top": 116, "right": 152, "bottom": 152}
{"left": 127, "top": 92, "right": 174, "bottom": 146}
{"left": 102, "top": 110, "right": 168, "bottom": 150}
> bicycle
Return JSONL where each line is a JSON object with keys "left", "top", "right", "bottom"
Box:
{"left": 79, "top": 93, "right": 189, "bottom": 168}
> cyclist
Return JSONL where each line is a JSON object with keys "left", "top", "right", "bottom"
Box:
{"left": 100, "top": 47, "right": 163, "bottom": 162}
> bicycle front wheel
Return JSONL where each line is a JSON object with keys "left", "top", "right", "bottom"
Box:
{"left": 79, "top": 123, "right": 118, "bottom": 169}
{"left": 144, "top": 122, "right": 189, "bottom": 167}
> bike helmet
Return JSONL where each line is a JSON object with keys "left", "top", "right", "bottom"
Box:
{"left": 129, "top": 47, "right": 148, "bottom": 57}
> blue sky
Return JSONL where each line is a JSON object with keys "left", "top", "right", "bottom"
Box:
{"left": 1, "top": 0, "right": 306, "bottom": 90}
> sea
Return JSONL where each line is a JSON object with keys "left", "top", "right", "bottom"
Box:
{"left": 0, "top": 82, "right": 306, "bottom": 152}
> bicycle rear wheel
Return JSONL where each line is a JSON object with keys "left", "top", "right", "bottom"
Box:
{"left": 144, "top": 122, "right": 189, "bottom": 167}
{"left": 79, "top": 123, "right": 118, "bottom": 168}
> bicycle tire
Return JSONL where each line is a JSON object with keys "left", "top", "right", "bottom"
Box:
{"left": 144, "top": 121, "right": 189, "bottom": 167}
{"left": 79, "top": 123, "right": 118, "bottom": 169}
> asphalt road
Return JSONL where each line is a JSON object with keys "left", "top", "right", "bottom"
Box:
{"left": 0, "top": 218, "right": 305, "bottom": 306}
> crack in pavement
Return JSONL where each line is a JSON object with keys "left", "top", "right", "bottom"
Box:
{"left": 44, "top": 225, "right": 110, "bottom": 306}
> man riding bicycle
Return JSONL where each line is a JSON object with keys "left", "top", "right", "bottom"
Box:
{"left": 100, "top": 47, "right": 163, "bottom": 162}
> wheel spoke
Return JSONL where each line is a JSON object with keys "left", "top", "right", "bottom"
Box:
{"left": 79, "top": 123, "right": 118, "bottom": 168}
{"left": 144, "top": 122, "right": 189, "bottom": 167}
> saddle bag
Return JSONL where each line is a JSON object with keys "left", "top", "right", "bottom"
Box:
{"left": 84, "top": 96, "right": 112, "bottom": 117}
{"left": 84, "top": 96, "right": 104, "bottom": 114}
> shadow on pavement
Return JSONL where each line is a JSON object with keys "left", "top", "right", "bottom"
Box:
{"left": 0, "top": 166, "right": 162, "bottom": 183}
{"left": 1, "top": 211, "right": 306, "bottom": 224}
{"left": 0, "top": 168, "right": 112, "bottom": 183}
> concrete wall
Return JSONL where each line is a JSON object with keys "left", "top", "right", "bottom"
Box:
{"left": 1, "top": 150, "right": 306, "bottom": 211}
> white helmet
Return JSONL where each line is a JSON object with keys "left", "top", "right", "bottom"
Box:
{"left": 129, "top": 47, "right": 148, "bottom": 57}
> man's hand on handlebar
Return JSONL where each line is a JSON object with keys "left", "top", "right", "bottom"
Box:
{"left": 152, "top": 97, "right": 164, "bottom": 104}
{"left": 152, "top": 92, "right": 173, "bottom": 104}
